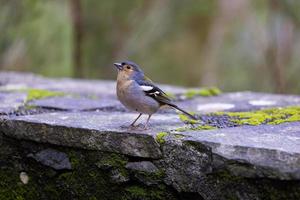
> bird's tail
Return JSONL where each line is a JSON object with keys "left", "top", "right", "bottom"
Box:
{"left": 167, "top": 103, "right": 198, "bottom": 120}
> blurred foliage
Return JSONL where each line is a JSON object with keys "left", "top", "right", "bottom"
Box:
{"left": 0, "top": 0, "right": 300, "bottom": 94}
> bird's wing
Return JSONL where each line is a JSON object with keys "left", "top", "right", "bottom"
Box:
{"left": 136, "top": 78, "right": 171, "bottom": 105}
{"left": 136, "top": 76, "right": 197, "bottom": 120}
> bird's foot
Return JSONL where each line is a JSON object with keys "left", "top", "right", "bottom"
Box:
{"left": 120, "top": 123, "right": 150, "bottom": 130}
{"left": 136, "top": 123, "right": 150, "bottom": 130}
{"left": 120, "top": 123, "right": 140, "bottom": 130}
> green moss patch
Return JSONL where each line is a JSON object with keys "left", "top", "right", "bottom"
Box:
{"left": 177, "top": 113, "right": 217, "bottom": 132}
{"left": 184, "top": 87, "right": 221, "bottom": 99}
{"left": 124, "top": 185, "right": 175, "bottom": 200}
{"left": 219, "top": 106, "right": 300, "bottom": 126}
{"left": 95, "top": 153, "right": 128, "bottom": 170}
{"left": 174, "top": 134, "right": 185, "bottom": 139}
{"left": 178, "top": 113, "right": 199, "bottom": 124}
{"left": 176, "top": 106, "right": 300, "bottom": 131}
{"left": 125, "top": 186, "right": 148, "bottom": 199}
{"left": 25, "top": 88, "right": 64, "bottom": 102}
{"left": 155, "top": 132, "right": 168, "bottom": 144}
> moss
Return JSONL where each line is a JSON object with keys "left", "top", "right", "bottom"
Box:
{"left": 95, "top": 153, "right": 129, "bottom": 178}
{"left": 56, "top": 152, "right": 129, "bottom": 199}
{"left": 154, "top": 169, "right": 165, "bottom": 179}
{"left": 134, "top": 169, "right": 165, "bottom": 185}
{"left": 177, "top": 113, "right": 217, "bottom": 132}
{"left": 184, "top": 87, "right": 221, "bottom": 99}
{"left": 174, "top": 134, "right": 185, "bottom": 138}
{"left": 155, "top": 132, "right": 168, "bottom": 144}
{"left": 178, "top": 113, "right": 199, "bottom": 124}
{"left": 214, "top": 170, "right": 242, "bottom": 182}
{"left": 217, "top": 106, "right": 300, "bottom": 126}
{"left": 96, "top": 153, "right": 128, "bottom": 168}
{"left": 25, "top": 88, "right": 64, "bottom": 102}
{"left": 178, "top": 112, "right": 215, "bottom": 131}
{"left": 67, "top": 150, "right": 81, "bottom": 169}
{"left": 5, "top": 87, "right": 65, "bottom": 102}
{"left": 43, "top": 184, "right": 61, "bottom": 198}
{"left": 0, "top": 136, "right": 177, "bottom": 200}
{"left": 124, "top": 185, "right": 174, "bottom": 200}
{"left": 253, "top": 179, "right": 300, "bottom": 200}
{"left": 208, "top": 169, "right": 300, "bottom": 200}
{"left": 125, "top": 186, "right": 147, "bottom": 198}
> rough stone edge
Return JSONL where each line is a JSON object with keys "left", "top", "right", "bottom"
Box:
{"left": 184, "top": 138, "right": 300, "bottom": 180}
{"left": 0, "top": 118, "right": 162, "bottom": 159}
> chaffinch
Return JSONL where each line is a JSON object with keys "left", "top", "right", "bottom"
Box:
{"left": 114, "top": 61, "right": 196, "bottom": 129}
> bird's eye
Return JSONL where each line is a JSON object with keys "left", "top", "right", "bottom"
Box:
{"left": 126, "top": 66, "right": 131, "bottom": 70}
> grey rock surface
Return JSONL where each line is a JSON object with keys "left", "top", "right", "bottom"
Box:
{"left": 1, "top": 111, "right": 184, "bottom": 158}
{"left": 0, "top": 92, "right": 27, "bottom": 114}
{"left": 110, "top": 169, "right": 130, "bottom": 183}
{"left": 179, "top": 122, "right": 300, "bottom": 179}
{"left": 178, "top": 92, "right": 300, "bottom": 113}
{"left": 126, "top": 161, "right": 161, "bottom": 186}
{"left": 28, "top": 96, "right": 122, "bottom": 111}
{"left": 158, "top": 138, "right": 212, "bottom": 192}
{"left": 28, "top": 148, "right": 71, "bottom": 170}
{"left": 126, "top": 161, "right": 159, "bottom": 173}
{"left": 184, "top": 122, "right": 300, "bottom": 154}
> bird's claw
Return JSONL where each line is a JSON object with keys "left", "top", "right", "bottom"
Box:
{"left": 136, "top": 123, "right": 149, "bottom": 130}
{"left": 120, "top": 124, "right": 136, "bottom": 129}
{"left": 120, "top": 123, "right": 150, "bottom": 130}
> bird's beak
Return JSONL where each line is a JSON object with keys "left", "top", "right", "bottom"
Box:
{"left": 114, "top": 63, "right": 123, "bottom": 70}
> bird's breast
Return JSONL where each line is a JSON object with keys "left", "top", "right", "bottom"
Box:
{"left": 117, "top": 80, "right": 138, "bottom": 106}
{"left": 116, "top": 80, "right": 159, "bottom": 114}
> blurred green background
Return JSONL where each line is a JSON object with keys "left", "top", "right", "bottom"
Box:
{"left": 1, "top": 0, "right": 300, "bottom": 94}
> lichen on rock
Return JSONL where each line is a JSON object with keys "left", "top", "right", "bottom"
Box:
{"left": 217, "top": 106, "right": 300, "bottom": 126}
{"left": 155, "top": 132, "right": 168, "bottom": 144}
{"left": 23, "top": 88, "right": 65, "bottom": 102}
{"left": 176, "top": 113, "right": 217, "bottom": 132}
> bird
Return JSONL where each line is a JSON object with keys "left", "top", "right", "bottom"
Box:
{"left": 114, "top": 61, "right": 197, "bottom": 129}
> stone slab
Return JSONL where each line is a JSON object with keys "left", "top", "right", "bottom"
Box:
{"left": 0, "top": 92, "right": 27, "bottom": 114}
{"left": 1, "top": 71, "right": 300, "bottom": 182}
{"left": 2, "top": 108, "right": 300, "bottom": 179}
{"left": 180, "top": 122, "right": 300, "bottom": 179}
{"left": 0, "top": 112, "right": 183, "bottom": 158}
{"left": 28, "top": 148, "right": 71, "bottom": 170}
{"left": 28, "top": 96, "right": 123, "bottom": 111}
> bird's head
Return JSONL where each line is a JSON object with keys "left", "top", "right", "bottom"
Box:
{"left": 114, "top": 61, "right": 144, "bottom": 80}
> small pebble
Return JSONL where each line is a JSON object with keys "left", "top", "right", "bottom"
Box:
{"left": 20, "top": 172, "right": 29, "bottom": 184}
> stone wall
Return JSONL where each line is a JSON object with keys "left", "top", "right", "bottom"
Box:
{"left": 0, "top": 72, "right": 300, "bottom": 200}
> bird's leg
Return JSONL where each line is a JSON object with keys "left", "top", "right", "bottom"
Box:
{"left": 143, "top": 114, "right": 152, "bottom": 130}
{"left": 121, "top": 113, "right": 142, "bottom": 129}
{"left": 130, "top": 113, "right": 142, "bottom": 127}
